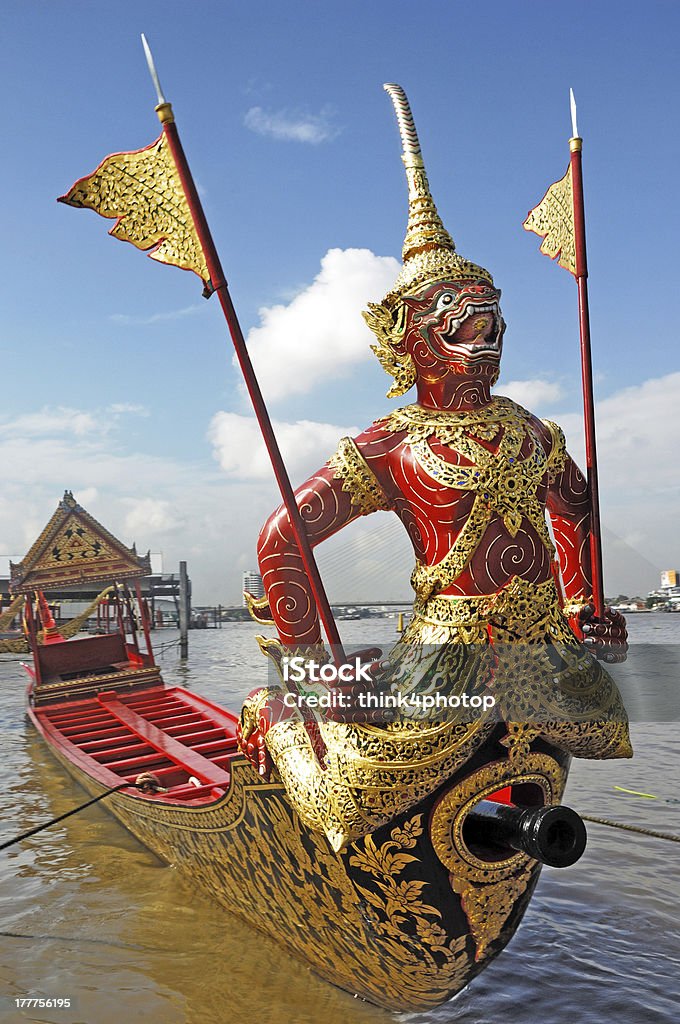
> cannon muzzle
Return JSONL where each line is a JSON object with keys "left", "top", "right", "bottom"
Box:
{"left": 465, "top": 799, "right": 587, "bottom": 868}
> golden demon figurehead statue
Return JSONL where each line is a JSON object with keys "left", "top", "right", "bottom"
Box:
{"left": 364, "top": 83, "right": 505, "bottom": 397}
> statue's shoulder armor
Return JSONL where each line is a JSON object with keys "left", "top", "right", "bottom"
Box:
{"left": 537, "top": 417, "right": 568, "bottom": 482}
{"left": 356, "top": 414, "right": 408, "bottom": 450}
{"left": 327, "top": 421, "right": 398, "bottom": 516}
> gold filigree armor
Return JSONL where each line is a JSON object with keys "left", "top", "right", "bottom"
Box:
{"left": 397, "top": 577, "right": 631, "bottom": 763}
{"left": 327, "top": 436, "right": 394, "bottom": 515}
{"left": 383, "top": 398, "right": 558, "bottom": 601}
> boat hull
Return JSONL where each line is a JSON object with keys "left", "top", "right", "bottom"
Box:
{"left": 30, "top": 701, "right": 569, "bottom": 1011}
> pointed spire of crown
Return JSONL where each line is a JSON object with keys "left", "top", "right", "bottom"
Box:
{"left": 383, "top": 83, "right": 456, "bottom": 261}
{"left": 381, "top": 83, "right": 493, "bottom": 306}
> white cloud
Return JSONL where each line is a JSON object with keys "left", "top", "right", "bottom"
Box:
{"left": 546, "top": 372, "right": 680, "bottom": 591}
{"left": 2, "top": 374, "right": 678, "bottom": 606}
{"left": 107, "top": 403, "right": 150, "bottom": 417}
{"left": 496, "top": 378, "right": 564, "bottom": 410}
{"left": 244, "top": 105, "right": 340, "bottom": 144}
{"left": 242, "top": 248, "right": 400, "bottom": 401}
{"left": 122, "top": 498, "right": 185, "bottom": 538}
{"left": 109, "top": 304, "right": 204, "bottom": 326}
{"left": 0, "top": 404, "right": 149, "bottom": 442}
{"left": 0, "top": 409, "right": 259, "bottom": 604}
{"left": 554, "top": 372, "right": 680, "bottom": 495}
{"left": 208, "top": 411, "right": 357, "bottom": 482}
{"left": 74, "top": 487, "right": 99, "bottom": 508}
{"left": 0, "top": 407, "right": 99, "bottom": 438}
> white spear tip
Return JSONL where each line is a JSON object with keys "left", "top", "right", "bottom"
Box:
{"left": 140, "top": 32, "right": 166, "bottom": 106}
{"left": 569, "top": 87, "right": 579, "bottom": 138}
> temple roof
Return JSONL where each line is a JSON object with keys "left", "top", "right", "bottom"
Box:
{"left": 10, "top": 491, "right": 151, "bottom": 593}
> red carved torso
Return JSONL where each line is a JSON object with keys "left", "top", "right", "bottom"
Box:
{"left": 356, "top": 413, "right": 559, "bottom": 596}
{"left": 258, "top": 399, "right": 591, "bottom": 646}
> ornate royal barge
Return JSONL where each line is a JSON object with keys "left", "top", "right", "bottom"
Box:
{"left": 15, "top": 492, "right": 614, "bottom": 1012}
{"left": 15, "top": 67, "right": 633, "bottom": 1012}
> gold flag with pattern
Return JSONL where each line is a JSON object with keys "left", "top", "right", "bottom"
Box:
{"left": 59, "top": 134, "right": 210, "bottom": 288}
{"left": 523, "top": 165, "right": 576, "bottom": 276}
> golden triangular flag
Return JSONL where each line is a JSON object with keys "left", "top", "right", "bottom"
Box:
{"left": 523, "top": 165, "right": 576, "bottom": 276}
{"left": 59, "top": 134, "right": 210, "bottom": 288}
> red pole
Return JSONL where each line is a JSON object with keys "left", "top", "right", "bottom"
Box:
{"left": 156, "top": 104, "right": 346, "bottom": 666}
{"left": 135, "top": 579, "right": 155, "bottom": 662}
{"left": 570, "top": 137, "right": 605, "bottom": 618}
{"left": 25, "top": 596, "right": 42, "bottom": 687}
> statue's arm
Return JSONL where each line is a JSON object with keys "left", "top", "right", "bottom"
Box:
{"left": 540, "top": 419, "right": 592, "bottom": 603}
{"left": 257, "top": 427, "right": 395, "bottom": 646}
{"left": 541, "top": 420, "right": 627, "bottom": 660}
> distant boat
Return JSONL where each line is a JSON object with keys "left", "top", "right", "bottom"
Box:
{"left": 610, "top": 604, "right": 651, "bottom": 613}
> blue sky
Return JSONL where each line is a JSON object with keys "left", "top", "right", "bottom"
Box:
{"left": 0, "top": 0, "right": 677, "bottom": 603}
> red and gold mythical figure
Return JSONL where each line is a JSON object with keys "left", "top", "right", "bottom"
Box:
{"left": 239, "top": 84, "right": 630, "bottom": 853}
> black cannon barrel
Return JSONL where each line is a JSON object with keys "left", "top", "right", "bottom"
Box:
{"left": 464, "top": 799, "right": 587, "bottom": 868}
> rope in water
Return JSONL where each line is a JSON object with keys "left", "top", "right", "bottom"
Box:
{"left": 3, "top": 775, "right": 678, "bottom": 850}
{"left": 0, "top": 773, "right": 166, "bottom": 852}
{"left": 582, "top": 815, "right": 680, "bottom": 843}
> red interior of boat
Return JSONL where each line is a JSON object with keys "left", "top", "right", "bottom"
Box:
{"left": 33, "top": 685, "right": 242, "bottom": 806}
{"left": 36, "top": 633, "right": 154, "bottom": 681}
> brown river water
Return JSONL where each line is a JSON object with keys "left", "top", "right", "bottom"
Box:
{"left": 0, "top": 615, "right": 678, "bottom": 1024}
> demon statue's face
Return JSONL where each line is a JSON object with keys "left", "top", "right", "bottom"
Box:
{"left": 403, "top": 279, "right": 505, "bottom": 386}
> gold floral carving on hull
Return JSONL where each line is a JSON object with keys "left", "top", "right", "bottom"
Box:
{"left": 264, "top": 707, "right": 494, "bottom": 852}
{"left": 348, "top": 813, "right": 471, "bottom": 992}
{"left": 59, "top": 134, "right": 210, "bottom": 286}
{"left": 44, "top": 746, "right": 490, "bottom": 1011}
{"left": 328, "top": 436, "right": 393, "bottom": 514}
{"left": 430, "top": 754, "right": 567, "bottom": 961}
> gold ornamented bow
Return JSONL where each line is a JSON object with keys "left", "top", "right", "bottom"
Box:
{"left": 58, "top": 135, "right": 210, "bottom": 288}
{"left": 522, "top": 165, "right": 576, "bottom": 276}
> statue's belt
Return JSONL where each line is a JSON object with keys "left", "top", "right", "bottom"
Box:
{"left": 409, "top": 577, "right": 570, "bottom": 640}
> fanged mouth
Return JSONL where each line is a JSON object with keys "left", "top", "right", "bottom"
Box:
{"left": 439, "top": 302, "right": 502, "bottom": 358}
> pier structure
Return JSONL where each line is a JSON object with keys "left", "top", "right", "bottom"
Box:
{"left": 0, "top": 569, "right": 192, "bottom": 631}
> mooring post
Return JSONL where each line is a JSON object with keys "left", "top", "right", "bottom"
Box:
{"left": 179, "top": 560, "right": 189, "bottom": 659}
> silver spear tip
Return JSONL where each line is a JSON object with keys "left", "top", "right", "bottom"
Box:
{"left": 569, "top": 87, "right": 579, "bottom": 138}
{"left": 141, "top": 33, "right": 167, "bottom": 106}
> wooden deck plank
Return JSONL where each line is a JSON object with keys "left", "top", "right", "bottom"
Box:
{"left": 97, "top": 692, "right": 231, "bottom": 786}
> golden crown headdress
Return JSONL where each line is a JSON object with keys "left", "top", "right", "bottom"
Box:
{"left": 381, "top": 82, "right": 494, "bottom": 305}
{"left": 363, "top": 84, "right": 495, "bottom": 396}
